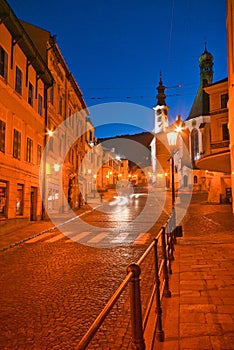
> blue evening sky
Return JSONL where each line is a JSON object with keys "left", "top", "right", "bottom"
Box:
{"left": 7, "top": 0, "right": 227, "bottom": 138}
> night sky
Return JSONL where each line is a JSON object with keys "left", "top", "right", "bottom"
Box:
{"left": 6, "top": 0, "right": 227, "bottom": 137}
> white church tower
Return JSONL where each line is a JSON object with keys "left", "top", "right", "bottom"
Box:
{"left": 153, "top": 72, "right": 169, "bottom": 133}
{"left": 151, "top": 73, "right": 169, "bottom": 185}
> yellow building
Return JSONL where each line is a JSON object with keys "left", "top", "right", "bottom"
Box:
{"left": 227, "top": 0, "right": 234, "bottom": 212}
{"left": 0, "top": 0, "right": 53, "bottom": 232}
{"left": 0, "top": 0, "right": 89, "bottom": 233}
{"left": 20, "top": 21, "right": 88, "bottom": 214}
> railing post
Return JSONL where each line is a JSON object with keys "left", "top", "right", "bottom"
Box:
{"left": 161, "top": 227, "right": 171, "bottom": 298}
{"left": 153, "top": 238, "right": 164, "bottom": 342}
{"left": 172, "top": 208, "right": 177, "bottom": 244}
{"left": 127, "top": 263, "right": 145, "bottom": 350}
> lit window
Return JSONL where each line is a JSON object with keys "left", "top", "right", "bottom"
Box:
{"left": 0, "top": 120, "right": 6, "bottom": 153}
{"left": 28, "top": 82, "right": 34, "bottom": 106}
{"left": 0, "top": 46, "right": 8, "bottom": 80}
{"left": 13, "top": 129, "right": 21, "bottom": 159}
{"left": 0, "top": 180, "right": 7, "bottom": 216}
{"left": 16, "top": 183, "right": 24, "bottom": 215}
{"left": 15, "top": 66, "right": 22, "bottom": 94}
{"left": 26, "top": 137, "right": 33, "bottom": 163}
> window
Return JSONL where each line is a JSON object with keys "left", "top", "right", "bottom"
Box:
{"left": 37, "top": 144, "right": 42, "bottom": 165}
{"left": 26, "top": 137, "right": 33, "bottom": 163}
{"left": 28, "top": 82, "right": 34, "bottom": 106}
{"left": 194, "top": 175, "right": 198, "bottom": 184}
{"left": 16, "top": 183, "right": 24, "bottom": 215}
{"left": 0, "top": 46, "right": 8, "bottom": 80}
{"left": 221, "top": 93, "right": 228, "bottom": 109}
{"left": 15, "top": 66, "right": 22, "bottom": 94}
{"left": 0, "top": 120, "right": 6, "bottom": 153}
{"left": 58, "top": 96, "right": 63, "bottom": 115}
{"left": 0, "top": 180, "right": 8, "bottom": 217}
{"left": 222, "top": 123, "right": 229, "bottom": 141}
{"left": 13, "top": 129, "right": 21, "bottom": 159}
{"left": 38, "top": 94, "right": 43, "bottom": 116}
{"left": 191, "top": 128, "right": 199, "bottom": 162}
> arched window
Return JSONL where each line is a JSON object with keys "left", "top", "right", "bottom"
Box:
{"left": 194, "top": 175, "right": 198, "bottom": 184}
{"left": 183, "top": 175, "right": 188, "bottom": 187}
{"left": 191, "top": 128, "right": 199, "bottom": 163}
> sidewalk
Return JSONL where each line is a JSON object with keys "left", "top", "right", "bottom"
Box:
{"left": 0, "top": 195, "right": 102, "bottom": 252}
{"left": 153, "top": 199, "right": 234, "bottom": 350}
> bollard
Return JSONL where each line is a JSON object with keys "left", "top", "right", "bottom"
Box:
{"left": 161, "top": 227, "right": 171, "bottom": 298}
{"left": 127, "top": 263, "right": 145, "bottom": 350}
{"left": 153, "top": 238, "right": 164, "bottom": 342}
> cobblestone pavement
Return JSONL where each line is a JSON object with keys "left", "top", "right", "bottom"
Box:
{"left": 0, "top": 193, "right": 168, "bottom": 350}
{"left": 0, "top": 193, "right": 233, "bottom": 350}
{"left": 155, "top": 195, "right": 234, "bottom": 350}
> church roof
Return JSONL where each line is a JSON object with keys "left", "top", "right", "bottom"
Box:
{"left": 186, "top": 85, "right": 210, "bottom": 120}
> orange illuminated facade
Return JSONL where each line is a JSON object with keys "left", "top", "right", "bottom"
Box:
{"left": 227, "top": 0, "right": 234, "bottom": 212}
{"left": 0, "top": 0, "right": 91, "bottom": 232}
{"left": 0, "top": 1, "right": 53, "bottom": 232}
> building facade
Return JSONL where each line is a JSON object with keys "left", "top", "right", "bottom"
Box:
{"left": 227, "top": 0, "right": 234, "bottom": 212}
{"left": 0, "top": 0, "right": 92, "bottom": 233}
{"left": 0, "top": 1, "right": 53, "bottom": 232}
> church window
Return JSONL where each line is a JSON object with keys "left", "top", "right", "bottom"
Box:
{"left": 191, "top": 128, "right": 199, "bottom": 162}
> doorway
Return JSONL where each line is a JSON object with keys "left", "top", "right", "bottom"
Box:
{"left": 30, "top": 187, "right": 37, "bottom": 221}
{"left": 183, "top": 175, "right": 188, "bottom": 187}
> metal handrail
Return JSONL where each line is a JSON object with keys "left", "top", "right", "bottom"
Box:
{"left": 76, "top": 213, "right": 179, "bottom": 350}
{"left": 76, "top": 270, "right": 133, "bottom": 350}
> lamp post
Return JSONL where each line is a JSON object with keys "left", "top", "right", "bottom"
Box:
{"left": 166, "top": 125, "right": 183, "bottom": 239}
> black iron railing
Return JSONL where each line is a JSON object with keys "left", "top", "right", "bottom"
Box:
{"left": 76, "top": 212, "right": 181, "bottom": 350}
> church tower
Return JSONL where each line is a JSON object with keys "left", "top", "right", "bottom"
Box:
{"left": 153, "top": 72, "right": 169, "bottom": 134}
{"left": 199, "top": 42, "right": 214, "bottom": 87}
{"left": 187, "top": 43, "right": 214, "bottom": 120}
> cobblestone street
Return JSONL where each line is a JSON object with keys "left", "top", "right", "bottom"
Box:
{"left": 0, "top": 194, "right": 167, "bottom": 349}
{"left": 0, "top": 193, "right": 233, "bottom": 349}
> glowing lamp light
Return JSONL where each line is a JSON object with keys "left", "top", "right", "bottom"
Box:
{"left": 54, "top": 163, "right": 60, "bottom": 172}
{"left": 48, "top": 130, "right": 53, "bottom": 137}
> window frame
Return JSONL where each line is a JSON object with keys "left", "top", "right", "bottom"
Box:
{"left": 0, "top": 120, "right": 6, "bottom": 153}
{"left": 0, "top": 180, "right": 8, "bottom": 217}
{"left": 13, "top": 129, "right": 21, "bottom": 159}
{"left": 15, "top": 66, "right": 22, "bottom": 95}
{"left": 0, "top": 46, "right": 8, "bottom": 80}
{"left": 26, "top": 137, "right": 33, "bottom": 163}
{"left": 28, "top": 81, "right": 34, "bottom": 106}
{"left": 16, "top": 183, "right": 24, "bottom": 216}
{"left": 38, "top": 94, "right": 43, "bottom": 116}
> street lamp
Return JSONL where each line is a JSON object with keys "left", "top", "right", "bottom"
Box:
{"left": 166, "top": 126, "right": 183, "bottom": 238}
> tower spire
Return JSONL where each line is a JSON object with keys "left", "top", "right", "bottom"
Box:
{"left": 156, "top": 72, "right": 167, "bottom": 106}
